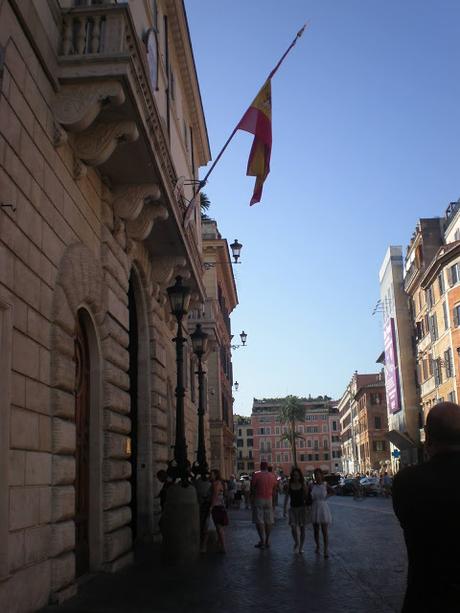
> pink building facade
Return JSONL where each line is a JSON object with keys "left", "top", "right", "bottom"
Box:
{"left": 251, "top": 398, "right": 341, "bottom": 476}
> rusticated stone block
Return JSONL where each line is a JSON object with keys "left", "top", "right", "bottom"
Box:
{"left": 52, "top": 418, "right": 76, "bottom": 454}
{"left": 107, "top": 287, "right": 129, "bottom": 330}
{"left": 52, "top": 287, "right": 75, "bottom": 336}
{"left": 104, "top": 526, "right": 132, "bottom": 562}
{"left": 152, "top": 428, "right": 168, "bottom": 445}
{"left": 51, "top": 552, "right": 75, "bottom": 591}
{"left": 103, "top": 459, "right": 131, "bottom": 481}
{"left": 51, "top": 521, "right": 75, "bottom": 557}
{"left": 103, "top": 550, "right": 134, "bottom": 573}
{"left": 104, "top": 409, "right": 131, "bottom": 435}
{"left": 104, "top": 362, "right": 129, "bottom": 391}
{"left": 51, "top": 388, "right": 74, "bottom": 420}
{"left": 104, "top": 506, "right": 131, "bottom": 533}
{"left": 52, "top": 455, "right": 75, "bottom": 485}
{"left": 102, "top": 336, "right": 129, "bottom": 371}
{"left": 101, "top": 245, "right": 129, "bottom": 292}
{"left": 105, "top": 315, "right": 129, "bottom": 348}
{"left": 152, "top": 408, "right": 167, "bottom": 429}
{"left": 51, "top": 486, "right": 75, "bottom": 522}
{"left": 104, "top": 382, "right": 130, "bottom": 414}
{"left": 9, "top": 487, "right": 40, "bottom": 530}
{"left": 103, "top": 480, "right": 131, "bottom": 511}
{"left": 9, "top": 530, "right": 25, "bottom": 572}
{"left": 50, "top": 325, "right": 74, "bottom": 359}
{"left": 50, "top": 354, "right": 75, "bottom": 393}
{"left": 104, "top": 431, "right": 131, "bottom": 460}
{"left": 25, "top": 524, "right": 51, "bottom": 565}
{"left": 25, "top": 451, "right": 52, "bottom": 485}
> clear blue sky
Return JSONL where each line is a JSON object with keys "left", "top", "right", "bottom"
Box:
{"left": 185, "top": 1, "right": 460, "bottom": 416}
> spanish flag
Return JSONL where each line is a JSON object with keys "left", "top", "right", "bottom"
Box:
{"left": 237, "top": 79, "right": 272, "bottom": 205}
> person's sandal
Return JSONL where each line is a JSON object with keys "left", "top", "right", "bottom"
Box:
{"left": 254, "top": 542, "right": 265, "bottom": 549}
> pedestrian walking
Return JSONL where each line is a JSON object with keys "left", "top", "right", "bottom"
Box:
{"left": 392, "top": 402, "right": 460, "bottom": 612}
{"left": 283, "top": 467, "right": 311, "bottom": 553}
{"left": 311, "top": 468, "right": 333, "bottom": 558}
{"left": 194, "top": 473, "right": 212, "bottom": 553}
{"left": 156, "top": 469, "right": 171, "bottom": 536}
{"left": 250, "top": 461, "right": 278, "bottom": 549}
{"left": 382, "top": 472, "right": 392, "bottom": 498}
{"left": 210, "top": 469, "right": 228, "bottom": 553}
{"left": 241, "top": 477, "right": 251, "bottom": 509}
{"left": 226, "top": 474, "right": 237, "bottom": 508}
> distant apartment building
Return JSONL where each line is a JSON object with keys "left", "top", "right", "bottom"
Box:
{"left": 379, "top": 246, "right": 421, "bottom": 470}
{"left": 339, "top": 372, "right": 390, "bottom": 473}
{"left": 251, "top": 397, "right": 340, "bottom": 476}
{"left": 234, "top": 415, "right": 254, "bottom": 475}
{"left": 354, "top": 375, "right": 391, "bottom": 472}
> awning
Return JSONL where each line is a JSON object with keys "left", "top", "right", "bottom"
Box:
{"left": 385, "top": 429, "right": 418, "bottom": 450}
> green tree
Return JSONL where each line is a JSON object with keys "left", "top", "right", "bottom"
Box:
{"left": 278, "top": 395, "right": 306, "bottom": 469}
{"left": 200, "top": 192, "right": 211, "bottom": 220}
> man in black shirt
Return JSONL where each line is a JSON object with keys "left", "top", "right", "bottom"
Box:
{"left": 392, "top": 402, "right": 460, "bottom": 612}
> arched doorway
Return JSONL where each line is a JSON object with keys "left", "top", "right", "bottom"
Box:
{"left": 128, "top": 268, "right": 154, "bottom": 541}
{"left": 75, "top": 312, "right": 91, "bottom": 576}
{"left": 128, "top": 276, "right": 139, "bottom": 540}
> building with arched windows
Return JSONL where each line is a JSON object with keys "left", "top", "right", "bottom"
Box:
{"left": 0, "top": 2, "right": 238, "bottom": 610}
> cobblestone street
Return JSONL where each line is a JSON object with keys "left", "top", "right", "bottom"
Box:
{"left": 41, "top": 497, "right": 406, "bottom": 613}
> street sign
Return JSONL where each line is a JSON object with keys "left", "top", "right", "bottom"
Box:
{"left": 392, "top": 449, "right": 401, "bottom": 458}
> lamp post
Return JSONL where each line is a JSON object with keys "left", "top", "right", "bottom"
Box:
{"left": 166, "top": 275, "right": 191, "bottom": 483}
{"left": 190, "top": 323, "right": 209, "bottom": 476}
{"left": 163, "top": 276, "right": 200, "bottom": 562}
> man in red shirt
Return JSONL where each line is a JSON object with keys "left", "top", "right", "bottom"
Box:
{"left": 250, "top": 461, "right": 278, "bottom": 548}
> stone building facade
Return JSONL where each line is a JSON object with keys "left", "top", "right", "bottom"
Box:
{"left": 191, "top": 219, "right": 238, "bottom": 478}
{"left": 251, "top": 397, "right": 340, "bottom": 476}
{"left": 234, "top": 415, "right": 254, "bottom": 475}
{"left": 0, "top": 1, "right": 219, "bottom": 610}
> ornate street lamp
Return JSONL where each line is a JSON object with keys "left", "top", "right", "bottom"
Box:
{"left": 234, "top": 381, "right": 239, "bottom": 392}
{"left": 230, "top": 239, "right": 242, "bottom": 264}
{"left": 167, "top": 276, "right": 191, "bottom": 483}
{"left": 231, "top": 330, "right": 248, "bottom": 350}
{"left": 190, "top": 323, "right": 209, "bottom": 476}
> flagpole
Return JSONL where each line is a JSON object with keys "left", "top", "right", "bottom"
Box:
{"left": 200, "top": 22, "right": 308, "bottom": 189}
{"left": 184, "top": 23, "right": 308, "bottom": 224}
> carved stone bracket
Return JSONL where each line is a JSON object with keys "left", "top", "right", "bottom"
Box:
{"left": 151, "top": 256, "right": 186, "bottom": 299}
{"left": 53, "top": 81, "right": 125, "bottom": 133}
{"left": 112, "top": 184, "right": 161, "bottom": 222}
{"left": 73, "top": 121, "right": 139, "bottom": 167}
{"left": 126, "top": 202, "right": 168, "bottom": 241}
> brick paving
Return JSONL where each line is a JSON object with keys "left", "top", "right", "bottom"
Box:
{"left": 40, "top": 497, "right": 407, "bottom": 613}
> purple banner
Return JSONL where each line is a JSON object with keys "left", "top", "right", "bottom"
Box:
{"left": 384, "top": 318, "right": 401, "bottom": 414}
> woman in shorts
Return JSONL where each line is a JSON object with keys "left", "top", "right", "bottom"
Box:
{"left": 283, "top": 467, "right": 310, "bottom": 553}
{"left": 210, "top": 469, "right": 228, "bottom": 553}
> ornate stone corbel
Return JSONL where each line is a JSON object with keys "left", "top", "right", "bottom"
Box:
{"left": 126, "top": 202, "right": 168, "bottom": 241}
{"left": 151, "top": 256, "right": 186, "bottom": 299}
{"left": 73, "top": 158, "right": 87, "bottom": 180}
{"left": 112, "top": 184, "right": 161, "bottom": 221}
{"left": 52, "top": 81, "right": 125, "bottom": 133}
{"left": 73, "top": 121, "right": 139, "bottom": 167}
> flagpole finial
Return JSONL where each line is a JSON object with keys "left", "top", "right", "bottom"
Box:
{"left": 297, "top": 22, "right": 309, "bottom": 38}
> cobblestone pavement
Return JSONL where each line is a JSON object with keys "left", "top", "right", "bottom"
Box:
{"left": 40, "top": 496, "right": 407, "bottom": 613}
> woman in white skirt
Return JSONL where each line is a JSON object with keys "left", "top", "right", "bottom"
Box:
{"left": 283, "top": 467, "right": 310, "bottom": 553}
{"left": 311, "top": 468, "right": 333, "bottom": 558}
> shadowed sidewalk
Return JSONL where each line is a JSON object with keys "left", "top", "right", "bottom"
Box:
{"left": 40, "top": 497, "right": 406, "bottom": 613}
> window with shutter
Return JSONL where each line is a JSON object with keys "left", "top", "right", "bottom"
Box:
{"left": 454, "top": 305, "right": 460, "bottom": 327}
{"left": 443, "top": 301, "right": 449, "bottom": 330}
{"left": 438, "top": 272, "right": 445, "bottom": 295}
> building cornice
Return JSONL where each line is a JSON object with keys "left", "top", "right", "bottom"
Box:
{"left": 166, "top": 0, "right": 211, "bottom": 166}
{"left": 420, "top": 241, "right": 460, "bottom": 289}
